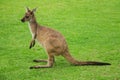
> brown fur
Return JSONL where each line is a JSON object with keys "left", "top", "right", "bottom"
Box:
{"left": 21, "top": 8, "right": 111, "bottom": 69}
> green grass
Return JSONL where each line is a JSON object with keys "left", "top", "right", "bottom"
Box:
{"left": 0, "top": 0, "right": 120, "bottom": 80}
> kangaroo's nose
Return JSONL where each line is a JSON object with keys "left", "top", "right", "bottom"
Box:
{"left": 21, "top": 19, "right": 25, "bottom": 22}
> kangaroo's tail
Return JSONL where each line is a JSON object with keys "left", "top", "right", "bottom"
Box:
{"left": 62, "top": 52, "right": 111, "bottom": 66}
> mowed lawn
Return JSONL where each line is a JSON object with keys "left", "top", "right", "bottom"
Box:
{"left": 0, "top": 0, "right": 120, "bottom": 80}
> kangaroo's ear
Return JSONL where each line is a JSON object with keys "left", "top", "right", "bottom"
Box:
{"left": 32, "top": 8, "right": 37, "bottom": 13}
{"left": 26, "top": 7, "right": 30, "bottom": 12}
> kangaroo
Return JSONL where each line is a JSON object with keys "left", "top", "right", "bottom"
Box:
{"left": 21, "top": 7, "right": 111, "bottom": 69}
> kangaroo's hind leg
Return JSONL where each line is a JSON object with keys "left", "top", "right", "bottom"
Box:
{"left": 30, "top": 54, "right": 55, "bottom": 69}
{"left": 33, "top": 59, "right": 47, "bottom": 62}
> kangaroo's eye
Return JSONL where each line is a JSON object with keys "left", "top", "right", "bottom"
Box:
{"left": 26, "top": 16, "right": 29, "bottom": 18}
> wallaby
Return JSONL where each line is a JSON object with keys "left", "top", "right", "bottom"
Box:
{"left": 21, "top": 7, "right": 111, "bottom": 69}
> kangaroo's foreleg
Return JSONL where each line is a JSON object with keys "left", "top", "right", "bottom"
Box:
{"left": 29, "top": 39, "right": 35, "bottom": 49}
{"left": 29, "top": 34, "right": 37, "bottom": 49}
{"left": 30, "top": 54, "right": 55, "bottom": 69}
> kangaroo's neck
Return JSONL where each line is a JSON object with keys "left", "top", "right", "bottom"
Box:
{"left": 29, "top": 15, "right": 37, "bottom": 23}
{"left": 28, "top": 16, "right": 38, "bottom": 38}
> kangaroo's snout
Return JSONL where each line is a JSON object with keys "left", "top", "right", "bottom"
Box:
{"left": 21, "top": 18, "right": 25, "bottom": 22}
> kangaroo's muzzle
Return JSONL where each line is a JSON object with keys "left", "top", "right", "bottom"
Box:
{"left": 21, "top": 18, "right": 25, "bottom": 22}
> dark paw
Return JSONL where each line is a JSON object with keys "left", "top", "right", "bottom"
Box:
{"left": 29, "top": 66, "right": 34, "bottom": 69}
{"left": 29, "top": 40, "right": 35, "bottom": 49}
{"left": 29, "top": 66, "right": 40, "bottom": 69}
{"left": 29, "top": 66, "right": 36, "bottom": 69}
{"left": 33, "top": 60, "right": 39, "bottom": 62}
{"left": 29, "top": 45, "right": 32, "bottom": 49}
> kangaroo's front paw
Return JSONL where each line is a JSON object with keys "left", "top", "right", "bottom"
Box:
{"left": 29, "top": 44, "right": 32, "bottom": 49}
{"left": 29, "top": 40, "right": 35, "bottom": 49}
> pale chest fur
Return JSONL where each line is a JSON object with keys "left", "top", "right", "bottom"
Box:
{"left": 28, "top": 23, "right": 37, "bottom": 38}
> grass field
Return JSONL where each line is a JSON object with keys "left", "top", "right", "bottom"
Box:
{"left": 0, "top": 0, "right": 120, "bottom": 80}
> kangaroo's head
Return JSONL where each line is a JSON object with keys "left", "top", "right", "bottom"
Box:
{"left": 21, "top": 7, "right": 36, "bottom": 22}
